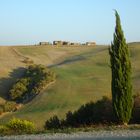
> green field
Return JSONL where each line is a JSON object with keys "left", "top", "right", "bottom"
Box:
{"left": 0, "top": 43, "right": 140, "bottom": 129}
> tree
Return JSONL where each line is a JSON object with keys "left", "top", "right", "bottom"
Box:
{"left": 109, "top": 11, "right": 133, "bottom": 125}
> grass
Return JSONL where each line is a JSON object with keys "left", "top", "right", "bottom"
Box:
{"left": 0, "top": 43, "right": 140, "bottom": 129}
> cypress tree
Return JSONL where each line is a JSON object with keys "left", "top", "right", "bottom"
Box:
{"left": 109, "top": 11, "right": 133, "bottom": 124}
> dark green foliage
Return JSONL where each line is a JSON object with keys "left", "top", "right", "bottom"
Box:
{"left": 0, "top": 106, "right": 4, "bottom": 115}
{"left": 9, "top": 78, "right": 30, "bottom": 101}
{"left": 45, "top": 97, "right": 113, "bottom": 129}
{"left": 9, "top": 64, "right": 56, "bottom": 103}
{"left": 109, "top": 11, "right": 133, "bottom": 124}
{"left": 45, "top": 115, "right": 61, "bottom": 129}
{"left": 131, "top": 94, "right": 140, "bottom": 123}
{"left": 26, "top": 65, "right": 56, "bottom": 96}
{"left": 64, "top": 96, "right": 113, "bottom": 127}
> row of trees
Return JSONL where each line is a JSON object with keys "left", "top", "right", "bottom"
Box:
{"left": 9, "top": 64, "right": 56, "bottom": 103}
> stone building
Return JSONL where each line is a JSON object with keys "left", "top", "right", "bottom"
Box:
{"left": 86, "top": 42, "right": 96, "bottom": 46}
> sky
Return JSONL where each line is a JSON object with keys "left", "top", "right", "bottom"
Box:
{"left": 0, "top": 0, "right": 140, "bottom": 45}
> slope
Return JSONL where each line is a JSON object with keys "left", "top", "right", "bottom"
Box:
{"left": 0, "top": 43, "right": 140, "bottom": 129}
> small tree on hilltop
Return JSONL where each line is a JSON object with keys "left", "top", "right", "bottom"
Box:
{"left": 109, "top": 11, "right": 133, "bottom": 125}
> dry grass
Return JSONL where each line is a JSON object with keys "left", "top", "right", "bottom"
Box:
{"left": 0, "top": 43, "right": 140, "bottom": 129}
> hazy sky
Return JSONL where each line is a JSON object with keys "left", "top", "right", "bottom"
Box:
{"left": 0, "top": 0, "right": 140, "bottom": 45}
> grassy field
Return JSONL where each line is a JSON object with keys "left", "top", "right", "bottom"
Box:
{"left": 0, "top": 43, "right": 140, "bottom": 129}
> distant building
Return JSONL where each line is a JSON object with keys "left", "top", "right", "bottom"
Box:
{"left": 53, "top": 41, "right": 70, "bottom": 46}
{"left": 86, "top": 42, "right": 96, "bottom": 46}
{"left": 63, "top": 41, "right": 71, "bottom": 45}
{"left": 39, "top": 42, "right": 51, "bottom": 45}
{"left": 53, "top": 41, "right": 63, "bottom": 45}
{"left": 70, "top": 42, "right": 81, "bottom": 46}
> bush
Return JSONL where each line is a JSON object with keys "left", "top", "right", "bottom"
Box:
{"left": 45, "top": 95, "right": 140, "bottom": 130}
{"left": 3, "top": 101, "right": 17, "bottom": 112}
{"left": 64, "top": 96, "right": 113, "bottom": 127}
{"left": 9, "top": 78, "right": 30, "bottom": 101}
{"left": 9, "top": 64, "right": 56, "bottom": 103}
{"left": 0, "top": 125, "right": 10, "bottom": 136}
{"left": 7, "top": 118, "right": 35, "bottom": 134}
{"left": 131, "top": 93, "right": 140, "bottom": 123}
{"left": 45, "top": 96, "right": 113, "bottom": 129}
{"left": 45, "top": 115, "right": 61, "bottom": 130}
{"left": 0, "top": 105, "right": 4, "bottom": 115}
{"left": 93, "top": 96, "right": 113, "bottom": 123}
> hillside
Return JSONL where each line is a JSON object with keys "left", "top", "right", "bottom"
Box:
{"left": 0, "top": 43, "right": 140, "bottom": 129}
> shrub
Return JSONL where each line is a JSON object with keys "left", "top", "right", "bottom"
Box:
{"left": 45, "top": 115, "right": 61, "bottom": 129}
{"left": 9, "top": 64, "right": 56, "bottom": 103}
{"left": 65, "top": 96, "right": 113, "bottom": 127}
{"left": 0, "top": 125, "right": 10, "bottom": 136}
{"left": 131, "top": 93, "right": 140, "bottom": 123}
{"left": 7, "top": 118, "right": 35, "bottom": 134}
{"left": 45, "top": 96, "right": 113, "bottom": 129}
{"left": 93, "top": 96, "right": 113, "bottom": 123}
{"left": 9, "top": 78, "right": 30, "bottom": 101}
{"left": 0, "top": 105, "right": 4, "bottom": 115}
{"left": 3, "top": 101, "right": 17, "bottom": 112}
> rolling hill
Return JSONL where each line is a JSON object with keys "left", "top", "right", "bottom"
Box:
{"left": 0, "top": 43, "right": 140, "bottom": 129}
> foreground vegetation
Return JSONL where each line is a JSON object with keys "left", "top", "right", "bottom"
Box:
{"left": 0, "top": 118, "right": 35, "bottom": 136}
{"left": 44, "top": 94, "right": 140, "bottom": 130}
{"left": 0, "top": 94, "right": 140, "bottom": 136}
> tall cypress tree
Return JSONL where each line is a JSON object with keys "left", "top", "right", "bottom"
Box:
{"left": 109, "top": 11, "right": 133, "bottom": 124}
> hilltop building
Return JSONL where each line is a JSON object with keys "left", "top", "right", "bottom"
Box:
{"left": 39, "top": 42, "right": 51, "bottom": 45}
{"left": 38, "top": 41, "right": 96, "bottom": 46}
{"left": 70, "top": 42, "right": 81, "bottom": 46}
{"left": 86, "top": 42, "right": 96, "bottom": 46}
{"left": 53, "top": 41, "right": 70, "bottom": 46}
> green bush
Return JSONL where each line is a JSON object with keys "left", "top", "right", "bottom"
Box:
{"left": 45, "top": 96, "right": 113, "bottom": 129}
{"left": 7, "top": 118, "right": 35, "bottom": 134}
{"left": 9, "top": 78, "right": 30, "bottom": 101}
{"left": 3, "top": 101, "right": 17, "bottom": 112}
{"left": 45, "top": 115, "right": 61, "bottom": 129}
{"left": 64, "top": 96, "right": 113, "bottom": 127}
{"left": 45, "top": 95, "right": 140, "bottom": 130}
{"left": 0, "top": 125, "right": 10, "bottom": 136}
{"left": 131, "top": 93, "right": 140, "bottom": 123}
{"left": 9, "top": 64, "right": 56, "bottom": 103}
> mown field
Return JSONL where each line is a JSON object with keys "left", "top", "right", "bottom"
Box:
{"left": 0, "top": 43, "right": 140, "bottom": 129}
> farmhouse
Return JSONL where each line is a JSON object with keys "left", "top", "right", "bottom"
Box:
{"left": 86, "top": 42, "right": 96, "bottom": 46}
{"left": 39, "top": 42, "right": 51, "bottom": 45}
{"left": 63, "top": 41, "right": 71, "bottom": 45}
{"left": 53, "top": 41, "right": 63, "bottom": 45}
{"left": 70, "top": 42, "right": 81, "bottom": 46}
{"left": 53, "top": 41, "right": 70, "bottom": 46}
